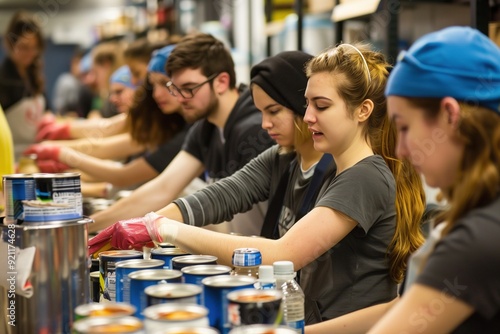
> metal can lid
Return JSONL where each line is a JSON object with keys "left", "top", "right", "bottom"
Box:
{"left": 143, "top": 303, "right": 208, "bottom": 321}
{"left": 151, "top": 247, "right": 189, "bottom": 255}
{"left": 181, "top": 264, "right": 232, "bottom": 276}
{"left": 227, "top": 288, "right": 282, "bottom": 303}
{"left": 159, "top": 326, "right": 220, "bottom": 334}
{"left": 99, "top": 250, "right": 143, "bottom": 260}
{"left": 128, "top": 268, "right": 183, "bottom": 281}
{"left": 74, "top": 302, "right": 136, "bottom": 318}
{"left": 228, "top": 325, "right": 297, "bottom": 334}
{"left": 73, "top": 315, "right": 143, "bottom": 333}
{"left": 201, "top": 274, "right": 256, "bottom": 287}
{"left": 232, "top": 248, "right": 262, "bottom": 267}
{"left": 172, "top": 254, "right": 218, "bottom": 265}
{"left": 145, "top": 283, "right": 202, "bottom": 299}
{"left": 115, "top": 259, "right": 165, "bottom": 269}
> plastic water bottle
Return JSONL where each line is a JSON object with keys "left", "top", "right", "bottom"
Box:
{"left": 255, "top": 265, "right": 276, "bottom": 290}
{"left": 273, "top": 261, "right": 305, "bottom": 334}
{"left": 231, "top": 248, "right": 261, "bottom": 278}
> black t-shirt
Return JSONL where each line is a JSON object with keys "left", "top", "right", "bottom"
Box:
{"left": 414, "top": 195, "right": 500, "bottom": 333}
{"left": 144, "top": 124, "right": 190, "bottom": 173}
{"left": 181, "top": 88, "right": 273, "bottom": 183}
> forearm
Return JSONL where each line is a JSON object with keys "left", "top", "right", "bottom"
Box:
{"left": 305, "top": 298, "right": 398, "bottom": 334}
{"left": 46, "top": 134, "right": 145, "bottom": 160}
{"left": 90, "top": 185, "right": 175, "bottom": 232}
{"left": 69, "top": 114, "right": 126, "bottom": 139}
{"left": 172, "top": 151, "right": 274, "bottom": 227}
{"left": 60, "top": 149, "right": 157, "bottom": 187}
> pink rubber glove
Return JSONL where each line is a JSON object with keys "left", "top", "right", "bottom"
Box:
{"left": 36, "top": 121, "right": 71, "bottom": 141}
{"left": 24, "top": 144, "right": 62, "bottom": 161}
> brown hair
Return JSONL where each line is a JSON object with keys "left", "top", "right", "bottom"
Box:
{"left": 407, "top": 98, "right": 500, "bottom": 234}
{"left": 4, "top": 10, "right": 45, "bottom": 95}
{"left": 166, "top": 33, "right": 236, "bottom": 89}
{"left": 125, "top": 76, "right": 186, "bottom": 148}
{"left": 306, "top": 43, "right": 426, "bottom": 282}
{"left": 123, "top": 38, "right": 155, "bottom": 63}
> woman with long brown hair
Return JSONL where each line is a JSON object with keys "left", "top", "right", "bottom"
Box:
{"left": 0, "top": 11, "right": 46, "bottom": 160}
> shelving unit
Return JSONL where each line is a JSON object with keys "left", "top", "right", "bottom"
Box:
{"left": 331, "top": 0, "right": 491, "bottom": 63}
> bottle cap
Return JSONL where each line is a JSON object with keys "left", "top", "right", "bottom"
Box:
{"left": 258, "top": 265, "right": 274, "bottom": 281}
{"left": 232, "top": 248, "right": 262, "bottom": 266}
{"left": 273, "top": 260, "right": 294, "bottom": 276}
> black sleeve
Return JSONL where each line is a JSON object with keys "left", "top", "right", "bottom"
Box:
{"left": 144, "top": 126, "right": 189, "bottom": 173}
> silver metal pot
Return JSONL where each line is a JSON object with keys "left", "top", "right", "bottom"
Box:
{"left": 1, "top": 217, "right": 92, "bottom": 334}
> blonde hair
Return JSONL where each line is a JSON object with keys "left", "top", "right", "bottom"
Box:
{"left": 306, "top": 43, "right": 426, "bottom": 282}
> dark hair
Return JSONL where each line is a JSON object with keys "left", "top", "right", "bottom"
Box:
{"left": 125, "top": 76, "right": 186, "bottom": 147}
{"left": 4, "top": 10, "right": 45, "bottom": 95}
{"left": 166, "top": 33, "right": 236, "bottom": 89}
{"left": 124, "top": 38, "right": 156, "bottom": 63}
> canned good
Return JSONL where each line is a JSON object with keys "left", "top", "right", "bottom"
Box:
{"left": 201, "top": 275, "right": 256, "bottom": 334}
{"left": 151, "top": 247, "right": 189, "bottom": 269}
{"left": 181, "top": 265, "right": 232, "bottom": 304}
{"left": 74, "top": 302, "right": 136, "bottom": 321}
{"left": 155, "top": 326, "right": 220, "bottom": 334}
{"left": 129, "top": 269, "right": 183, "bottom": 318}
{"left": 143, "top": 303, "right": 209, "bottom": 333}
{"left": 146, "top": 283, "right": 202, "bottom": 306}
{"left": 115, "top": 259, "right": 165, "bottom": 303}
{"left": 89, "top": 271, "right": 101, "bottom": 303}
{"left": 99, "top": 250, "right": 143, "bottom": 301}
{"left": 2, "top": 174, "right": 36, "bottom": 224}
{"left": 24, "top": 172, "right": 82, "bottom": 222}
{"left": 171, "top": 255, "right": 218, "bottom": 270}
{"left": 227, "top": 289, "right": 283, "bottom": 328}
{"left": 72, "top": 315, "right": 143, "bottom": 333}
{"left": 228, "top": 325, "right": 297, "bottom": 334}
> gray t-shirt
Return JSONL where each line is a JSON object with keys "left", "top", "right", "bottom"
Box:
{"left": 414, "top": 195, "right": 500, "bottom": 333}
{"left": 300, "top": 155, "right": 397, "bottom": 323}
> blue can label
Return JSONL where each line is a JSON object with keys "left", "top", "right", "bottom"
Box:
{"left": 3, "top": 175, "right": 36, "bottom": 223}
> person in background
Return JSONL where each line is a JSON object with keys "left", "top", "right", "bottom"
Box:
{"left": 89, "top": 42, "right": 425, "bottom": 323}
{"left": 89, "top": 41, "right": 126, "bottom": 118}
{"left": 89, "top": 33, "right": 274, "bottom": 235}
{"left": 35, "top": 39, "right": 155, "bottom": 142}
{"left": 0, "top": 10, "right": 46, "bottom": 160}
{"left": 25, "top": 46, "right": 195, "bottom": 200}
{"left": 51, "top": 47, "right": 86, "bottom": 117}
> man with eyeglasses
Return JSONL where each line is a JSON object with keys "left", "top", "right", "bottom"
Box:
{"left": 90, "top": 33, "right": 274, "bottom": 236}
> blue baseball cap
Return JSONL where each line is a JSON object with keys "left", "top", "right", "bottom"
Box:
{"left": 386, "top": 26, "right": 500, "bottom": 114}
{"left": 110, "top": 65, "right": 135, "bottom": 88}
{"left": 147, "top": 44, "right": 176, "bottom": 75}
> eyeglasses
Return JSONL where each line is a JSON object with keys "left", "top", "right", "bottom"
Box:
{"left": 166, "top": 73, "right": 219, "bottom": 99}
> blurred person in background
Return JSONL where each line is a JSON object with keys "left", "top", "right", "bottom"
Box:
{"left": 24, "top": 46, "right": 201, "bottom": 201}
{"left": 51, "top": 47, "right": 87, "bottom": 118}
{"left": 0, "top": 10, "right": 46, "bottom": 160}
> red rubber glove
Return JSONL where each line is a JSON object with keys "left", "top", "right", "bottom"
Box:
{"left": 88, "top": 217, "right": 157, "bottom": 255}
{"left": 24, "top": 144, "right": 62, "bottom": 161}
{"left": 37, "top": 114, "right": 56, "bottom": 131}
{"left": 36, "top": 160, "right": 70, "bottom": 173}
{"left": 36, "top": 121, "right": 71, "bottom": 141}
